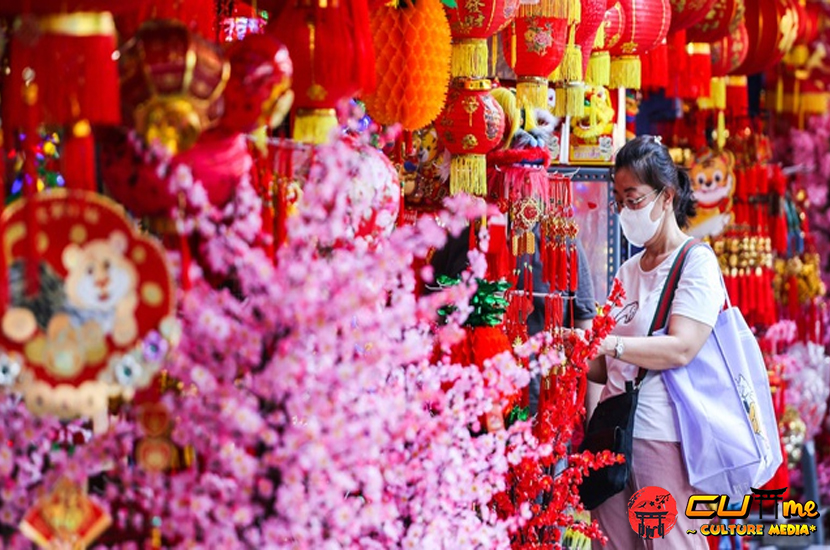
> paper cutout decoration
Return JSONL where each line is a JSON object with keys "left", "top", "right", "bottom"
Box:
{"left": 20, "top": 477, "right": 111, "bottom": 549}
{"left": 687, "top": 148, "right": 736, "bottom": 238}
{"left": 0, "top": 190, "right": 178, "bottom": 418}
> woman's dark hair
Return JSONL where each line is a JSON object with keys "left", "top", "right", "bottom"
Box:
{"left": 614, "top": 135, "right": 697, "bottom": 228}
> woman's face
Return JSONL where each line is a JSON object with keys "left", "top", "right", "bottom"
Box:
{"left": 612, "top": 168, "right": 670, "bottom": 222}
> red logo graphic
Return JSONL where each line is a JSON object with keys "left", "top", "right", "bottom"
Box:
{"left": 628, "top": 486, "right": 678, "bottom": 539}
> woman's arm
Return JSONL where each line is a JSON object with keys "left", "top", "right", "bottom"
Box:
{"left": 597, "top": 313, "right": 714, "bottom": 370}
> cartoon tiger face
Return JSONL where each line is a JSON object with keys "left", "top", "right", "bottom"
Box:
{"left": 62, "top": 232, "right": 138, "bottom": 313}
{"left": 689, "top": 149, "right": 735, "bottom": 209}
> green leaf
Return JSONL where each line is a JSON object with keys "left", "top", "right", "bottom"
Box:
{"left": 441, "top": 0, "right": 458, "bottom": 7}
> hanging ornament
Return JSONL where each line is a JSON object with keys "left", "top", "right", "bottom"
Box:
{"left": 436, "top": 83, "right": 506, "bottom": 196}
{"left": 0, "top": 191, "right": 178, "bottom": 418}
{"left": 586, "top": 3, "right": 626, "bottom": 87}
{"left": 501, "top": 14, "right": 568, "bottom": 109}
{"left": 120, "top": 20, "right": 230, "bottom": 156}
{"left": 576, "top": 0, "right": 608, "bottom": 78}
{"left": 363, "top": 0, "right": 452, "bottom": 131}
{"left": 607, "top": 0, "right": 672, "bottom": 90}
{"left": 445, "top": 0, "right": 519, "bottom": 79}
{"left": 687, "top": 148, "right": 736, "bottom": 238}
{"left": 269, "top": 0, "right": 376, "bottom": 144}
{"left": 733, "top": 0, "right": 798, "bottom": 76}
{"left": 219, "top": 33, "right": 294, "bottom": 135}
{"left": 669, "top": 0, "right": 717, "bottom": 33}
{"left": 685, "top": 0, "right": 743, "bottom": 43}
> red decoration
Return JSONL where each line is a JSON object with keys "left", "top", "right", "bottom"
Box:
{"left": 219, "top": 34, "right": 294, "bottom": 134}
{"left": 734, "top": 0, "right": 798, "bottom": 76}
{"left": 0, "top": 191, "right": 176, "bottom": 418}
{"left": 711, "top": 22, "right": 749, "bottom": 77}
{"left": 608, "top": 0, "right": 672, "bottom": 89}
{"left": 268, "top": 0, "right": 375, "bottom": 143}
{"left": 576, "top": 0, "right": 608, "bottom": 76}
{"left": 669, "top": 0, "right": 716, "bottom": 32}
{"left": 119, "top": 20, "right": 230, "bottom": 155}
{"left": 685, "top": 0, "right": 743, "bottom": 43}
{"left": 501, "top": 15, "right": 569, "bottom": 108}
{"left": 435, "top": 84, "right": 505, "bottom": 196}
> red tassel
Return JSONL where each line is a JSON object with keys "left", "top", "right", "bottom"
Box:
{"left": 642, "top": 41, "right": 668, "bottom": 91}
{"left": 61, "top": 121, "right": 96, "bottom": 191}
{"left": 788, "top": 275, "right": 800, "bottom": 320}
{"left": 568, "top": 243, "right": 578, "bottom": 293}
{"left": 0, "top": 139, "right": 5, "bottom": 312}
{"left": 687, "top": 45, "right": 712, "bottom": 100}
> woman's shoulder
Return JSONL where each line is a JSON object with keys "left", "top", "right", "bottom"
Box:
{"left": 615, "top": 250, "right": 645, "bottom": 280}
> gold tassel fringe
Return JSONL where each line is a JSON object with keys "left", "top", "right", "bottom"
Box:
{"left": 554, "top": 87, "right": 566, "bottom": 117}
{"left": 568, "top": 0, "right": 581, "bottom": 24}
{"left": 776, "top": 76, "right": 784, "bottom": 114}
{"left": 561, "top": 43, "right": 582, "bottom": 83}
{"left": 452, "top": 39, "right": 489, "bottom": 79}
{"left": 566, "top": 83, "right": 585, "bottom": 118}
{"left": 711, "top": 77, "right": 726, "bottom": 111}
{"left": 610, "top": 55, "right": 641, "bottom": 90}
{"left": 593, "top": 22, "right": 605, "bottom": 49}
{"left": 450, "top": 154, "right": 488, "bottom": 196}
{"left": 293, "top": 108, "right": 337, "bottom": 144}
{"left": 587, "top": 51, "right": 610, "bottom": 87}
{"left": 520, "top": 0, "right": 565, "bottom": 18}
{"left": 801, "top": 92, "right": 829, "bottom": 115}
{"left": 716, "top": 111, "right": 726, "bottom": 151}
{"left": 517, "top": 77, "right": 549, "bottom": 111}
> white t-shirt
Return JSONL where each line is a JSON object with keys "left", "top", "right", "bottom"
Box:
{"left": 601, "top": 241, "right": 724, "bottom": 442}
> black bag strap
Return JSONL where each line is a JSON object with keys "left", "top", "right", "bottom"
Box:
{"left": 632, "top": 238, "right": 700, "bottom": 385}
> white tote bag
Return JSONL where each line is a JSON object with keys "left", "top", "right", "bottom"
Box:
{"left": 662, "top": 289, "right": 782, "bottom": 500}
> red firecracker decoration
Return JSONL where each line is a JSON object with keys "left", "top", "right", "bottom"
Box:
{"left": 576, "top": 0, "right": 607, "bottom": 80}
{"left": 269, "top": 0, "right": 376, "bottom": 143}
{"left": 435, "top": 83, "right": 506, "bottom": 196}
{"left": 608, "top": 0, "right": 672, "bottom": 90}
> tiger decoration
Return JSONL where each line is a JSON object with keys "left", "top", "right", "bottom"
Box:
{"left": 687, "top": 148, "right": 736, "bottom": 238}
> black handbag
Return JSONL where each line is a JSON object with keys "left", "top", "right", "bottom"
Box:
{"left": 578, "top": 239, "right": 698, "bottom": 511}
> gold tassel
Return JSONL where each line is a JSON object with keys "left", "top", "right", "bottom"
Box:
{"left": 568, "top": 0, "right": 581, "bottom": 24}
{"left": 560, "top": 26, "right": 582, "bottom": 82}
{"left": 587, "top": 51, "right": 610, "bottom": 87}
{"left": 610, "top": 55, "right": 641, "bottom": 90}
{"left": 293, "top": 108, "right": 338, "bottom": 144}
{"left": 711, "top": 77, "right": 726, "bottom": 111}
{"left": 521, "top": 0, "right": 563, "bottom": 18}
{"left": 566, "top": 83, "right": 585, "bottom": 117}
{"left": 450, "top": 154, "right": 488, "bottom": 196}
{"left": 801, "top": 92, "right": 829, "bottom": 115}
{"left": 775, "top": 75, "right": 784, "bottom": 114}
{"left": 554, "top": 86, "right": 566, "bottom": 117}
{"left": 716, "top": 110, "right": 726, "bottom": 151}
{"left": 593, "top": 22, "right": 605, "bottom": 49}
{"left": 517, "top": 77, "right": 549, "bottom": 110}
{"left": 491, "top": 35, "right": 498, "bottom": 77}
{"left": 451, "top": 39, "right": 489, "bottom": 79}
{"left": 511, "top": 21, "right": 517, "bottom": 69}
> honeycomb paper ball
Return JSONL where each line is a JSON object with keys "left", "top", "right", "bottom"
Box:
{"left": 363, "top": 0, "right": 452, "bottom": 131}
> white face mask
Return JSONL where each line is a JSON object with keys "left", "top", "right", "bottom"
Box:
{"left": 618, "top": 190, "right": 664, "bottom": 247}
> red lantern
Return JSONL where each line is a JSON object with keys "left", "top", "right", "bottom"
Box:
{"left": 733, "top": 0, "right": 799, "bottom": 76}
{"left": 712, "top": 23, "right": 749, "bottom": 77}
{"left": 669, "top": 0, "right": 716, "bottom": 33}
{"left": 502, "top": 15, "right": 569, "bottom": 108}
{"left": 586, "top": 3, "right": 625, "bottom": 86}
{"left": 608, "top": 0, "right": 672, "bottom": 89}
{"left": 445, "top": 0, "right": 519, "bottom": 79}
{"left": 576, "top": 0, "right": 607, "bottom": 82}
{"left": 120, "top": 20, "right": 230, "bottom": 155}
{"left": 219, "top": 34, "right": 294, "bottom": 135}
{"left": 435, "top": 83, "right": 506, "bottom": 196}
{"left": 686, "top": 0, "right": 743, "bottom": 43}
{"left": 268, "top": 0, "right": 375, "bottom": 143}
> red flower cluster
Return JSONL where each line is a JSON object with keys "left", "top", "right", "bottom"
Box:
{"left": 494, "top": 279, "right": 626, "bottom": 548}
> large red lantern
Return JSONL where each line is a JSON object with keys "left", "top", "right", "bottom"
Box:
{"left": 502, "top": 15, "right": 569, "bottom": 108}
{"left": 445, "top": 0, "right": 519, "bottom": 79}
{"left": 669, "top": 0, "right": 717, "bottom": 33}
{"left": 686, "top": 0, "right": 743, "bottom": 43}
{"left": 120, "top": 20, "right": 230, "bottom": 156}
{"left": 608, "top": 0, "right": 672, "bottom": 89}
{"left": 733, "top": 0, "right": 799, "bottom": 76}
{"left": 435, "top": 83, "right": 506, "bottom": 196}
{"left": 268, "top": 0, "right": 375, "bottom": 143}
{"left": 712, "top": 23, "right": 749, "bottom": 78}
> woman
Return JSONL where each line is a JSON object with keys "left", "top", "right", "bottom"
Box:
{"left": 588, "top": 136, "right": 723, "bottom": 549}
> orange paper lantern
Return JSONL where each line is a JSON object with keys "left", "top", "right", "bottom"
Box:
{"left": 608, "top": 0, "right": 672, "bottom": 89}
{"left": 363, "top": 0, "right": 452, "bottom": 130}
{"left": 435, "top": 83, "right": 506, "bottom": 195}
